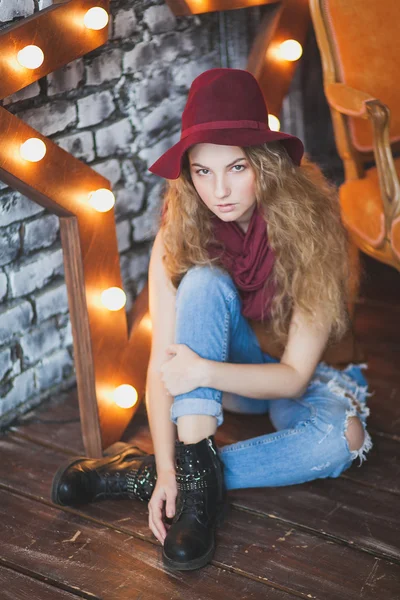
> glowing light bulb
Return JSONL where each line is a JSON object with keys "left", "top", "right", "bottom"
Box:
{"left": 88, "top": 188, "right": 115, "bottom": 212}
{"left": 19, "top": 138, "right": 47, "bottom": 162}
{"left": 113, "top": 384, "right": 138, "bottom": 409}
{"left": 83, "top": 7, "right": 109, "bottom": 30}
{"left": 17, "top": 45, "right": 44, "bottom": 69}
{"left": 277, "top": 40, "right": 303, "bottom": 62}
{"left": 101, "top": 287, "right": 126, "bottom": 311}
{"left": 268, "top": 115, "right": 281, "bottom": 131}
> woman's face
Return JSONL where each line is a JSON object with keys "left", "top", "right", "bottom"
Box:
{"left": 187, "top": 143, "right": 257, "bottom": 233}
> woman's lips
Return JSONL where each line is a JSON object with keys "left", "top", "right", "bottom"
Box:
{"left": 217, "top": 203, "right": 236, "bottom": 213}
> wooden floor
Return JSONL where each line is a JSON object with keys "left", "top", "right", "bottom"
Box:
{"left": 1, "top": 254, "right": 400, "bottom": 599}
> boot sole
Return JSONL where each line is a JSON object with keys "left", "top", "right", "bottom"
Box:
{"left": 162, "top": 541, "right": 216, "bottom": 571}
{"left": 161, "top": 502, "right": 230, "bottom": 571}
{"left": 50, "top": 446, "right": 145, "bottom": 506}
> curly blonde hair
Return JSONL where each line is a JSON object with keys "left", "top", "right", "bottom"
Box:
{"left": 160, "top": 142, "right": 360, "bottom": 348}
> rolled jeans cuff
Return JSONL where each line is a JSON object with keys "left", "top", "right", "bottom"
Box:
{"left": 170, "top": 397, "right": 223, "bottom": 427}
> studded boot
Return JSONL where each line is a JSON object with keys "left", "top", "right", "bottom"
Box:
{"left": 162, "top": 435, "right": 228, "bottom": 571}
{"left": 51, "top": 445, "right": 157, "bottom": 506}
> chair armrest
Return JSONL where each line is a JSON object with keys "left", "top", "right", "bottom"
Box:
{"left": 325, "top": 82, "right": 376, "bottom": 118}
{"left": 366, "top": 100, "right": 400, "bottom": 223}
{"left": 326, "top": 83, "right": 400, "bottom": 223}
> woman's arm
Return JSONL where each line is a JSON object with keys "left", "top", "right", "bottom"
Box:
{"left": 162, "top": 304, "right": 332, "bottom": 400}
{"left": 203, "top": 305, "right": 332, "bottom": 399}
{"left": 146, "top": 229, "right": 177, "bottom": 472}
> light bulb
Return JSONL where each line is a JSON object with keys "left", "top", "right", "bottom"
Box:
{"left": 101, "top": 287, "right": 126, "bottom": 311}
{"left": 113, "top": 384, "right": 138, "bottom": 409}
{"left": 88, "top": 188, "right": 115, "bottom": 212}
{"left": 83, "top": 7, "right": 109, "bottom": 30}
{"left": 17, "top": 45, "right": 44, "bottom": 69}
{"left": 277, "top": 40, "right": 303, "bottom": 62}
{"left": 19, "top": 138, "right": 47, "bottom": 162}
{"left": 268, "top": 115, "right": 281, "bottom": 131}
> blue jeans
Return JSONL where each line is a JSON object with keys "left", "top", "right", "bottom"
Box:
{"left": 170, "top": 265, "right": 373, "bottom": 490}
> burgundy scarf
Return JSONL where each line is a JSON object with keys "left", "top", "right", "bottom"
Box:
{"left": 161, "top": 202, "right": 276, "bottom": 321}
{"left": 206, "top": 205, "right": 276, "bottom": 321}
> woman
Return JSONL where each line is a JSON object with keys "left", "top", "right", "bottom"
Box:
{"left": 52, "top": 68, "right": 372, "bottom": 572}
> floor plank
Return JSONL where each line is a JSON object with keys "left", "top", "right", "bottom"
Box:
{"left": 0, "top": 565, "right": 83, "bottom": 600}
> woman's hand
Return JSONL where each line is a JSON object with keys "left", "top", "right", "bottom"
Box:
{"left": 148, "top": 469, "right": 177, "bottom": 545}
{"left": 160, "top": 344, "right": 208, "bottom": 395}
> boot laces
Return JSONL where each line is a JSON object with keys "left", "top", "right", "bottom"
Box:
{"left": 181, "top": 489, "right": 205, "bottom": 515}
{"left": 102, "top": 471, "right": 127, "bottom": 496}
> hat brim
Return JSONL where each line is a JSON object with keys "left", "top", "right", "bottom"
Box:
{"left": 148, "top": 128, "right": 304, "bottom": 179}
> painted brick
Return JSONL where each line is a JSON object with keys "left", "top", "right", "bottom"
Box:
{"left": 0, "top": 0, "right": 34, "bottom": 20}
{"left": 77, "top": 91, "right": 115, "bottom": 128}
{"left": 143, "top": 5, "right": 176, "bottom": 34}
{"left": 56, "top": 131, "right": 95, "bottom": 162}
{"left": 0, "top": 301, "right": 33, "bottom": 345}
{"left": 23, "top": 214, "right": 59, "bottom": 254}
{"left": 35, "top": 348, "right": 74, "bottom": 391}
{"left": 3, "top": 82, "right": 40, "bottom": 106}
{"left": 120, "top": 250, "right": 150, "bottom": 283}
{"left": 132, "top": 181, "right": 163, "bottom": 242}
{"left": 0, "top": 191, "right": 44, "bottom": 227}
{"left": 138, "top": 130, "right": 180, "bottom": 170}
{"left": 9, "top": 248, "right": 64, "bottom": 297}
{"left": 116, "top": 219, "right": 131, "bottom": 253}
{"left": 48, "top": 59, "right": 84, "bottom": 96}
{"left": 0, "top": 348, "right": 12, "bottom": 381}
{"left": 86, "top": 49, "right": 123, "bottom": 85}
{"left": 142, "top": 98, "right": 181, "bottom": 136}
{"left": 0, "top": 273, "right": 7, "bottom": 302}
{"left": 0, "top": 225, "right": 20, "bottom": 267}
{"left": 18, "top": 101, "right": 77, "bottom": 137}
{"left": 92, "top": 159, "right": 122, "bottom": 187}
{"left": 95, "top": 118, "right": 133, "bottom": 158}
{"left": 35, "top": 281, "right": 69, "bottom": 323}
{"left": 115, "top": 182, "right": 145, "bottom": 218}
{"left": 123, "top": 42, "right": 158, "bottom": 74}
{"left": 113, "top": 7, "right": 138, "bottom": 39}
{"left": 20, "top": 321, "right": 61, "bottom": 367}
{"left": 0, "top": 369, "right": 36, "bottom": 419}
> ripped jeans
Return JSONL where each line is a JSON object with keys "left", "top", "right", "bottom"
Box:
{"left": 170, "top": 265, "right": 373, "bottom": 491}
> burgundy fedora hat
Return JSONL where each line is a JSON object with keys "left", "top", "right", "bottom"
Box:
{"left": 148, "top": 68, "right": 304, "bottom": 180}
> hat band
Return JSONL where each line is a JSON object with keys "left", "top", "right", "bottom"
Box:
{"left": 180, "top": 119, "right": 269, "bottom": 140}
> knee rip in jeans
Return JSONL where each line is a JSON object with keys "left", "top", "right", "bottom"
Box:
{"left": 343, "top": 410, "right": 373, "bottom": 466}
{"left": 323, "top": 379, "right": 373, "bottom": 466}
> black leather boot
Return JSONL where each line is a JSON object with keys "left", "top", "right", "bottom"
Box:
{"left": 162, "top": 435, "right": 228, "bottom": 571}
{"left": 51, "top": 445, "right": 157, "bottom": 506}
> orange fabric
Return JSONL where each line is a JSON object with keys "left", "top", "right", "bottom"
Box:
{"left": 392, "top": 216, "right": 400, "bottom": 260}
{"left": 339, "top": 158, "right": 400, "bottom": 247}
{"left": 324, "top": 0, "right": 400, "bottom": 152}
{"left": 325, "top": 83, "right": 374, "bottom": 118}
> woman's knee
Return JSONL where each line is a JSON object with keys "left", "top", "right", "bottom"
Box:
{"left": 177, "top": 265, "right": 236, "bottom": 304}
{"left": 344, "top": 416, "right": 365, "bottom": 451}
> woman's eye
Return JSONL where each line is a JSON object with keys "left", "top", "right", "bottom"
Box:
{"left": 195, "top": 165, "right": 245, "bottom": 175}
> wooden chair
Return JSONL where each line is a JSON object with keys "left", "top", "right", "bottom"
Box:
{"left": 310, "top": 0, "right": 400, "bottom": 271}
